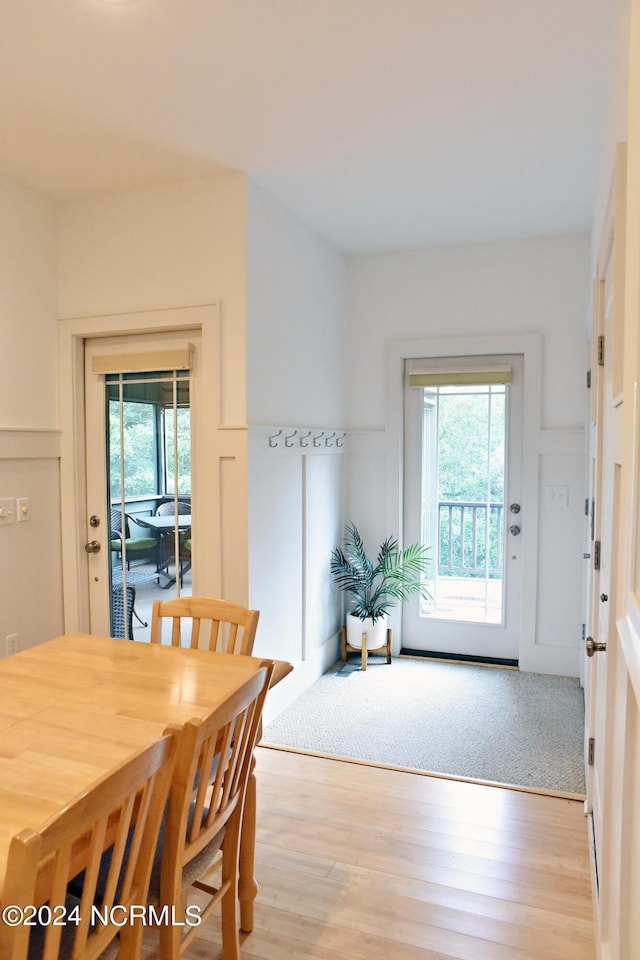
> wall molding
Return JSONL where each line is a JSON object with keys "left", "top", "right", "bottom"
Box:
{"left": 0, "top": 428, "right": 62, "bottom": 460}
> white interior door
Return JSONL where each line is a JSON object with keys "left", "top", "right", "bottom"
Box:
{"left": 403, "top": 354, "right": 523, "bottom": 663}
{"left": 585, "top": 233, "right": 621, "bottom": 902}
{"left": 84, "top": 331, "right": 198, "bottom": 639}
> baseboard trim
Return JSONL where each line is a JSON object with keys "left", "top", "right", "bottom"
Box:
{"left": 400, "top": 647, "right": 519, "bottom": 669}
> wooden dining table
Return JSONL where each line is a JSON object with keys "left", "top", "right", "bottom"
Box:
{"left": 0, "top": 633, "right": 292, "bottom": 932}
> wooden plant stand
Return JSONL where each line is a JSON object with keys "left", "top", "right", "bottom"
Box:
{"left": 341, "top": 625, "right": 392, "bottom": 671}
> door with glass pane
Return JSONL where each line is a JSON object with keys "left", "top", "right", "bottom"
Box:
{"left": 84, "top": 333, "right": 195, "bottom": 641}
{"left": 403, "top": 354, "right": 523, "bottom": 662}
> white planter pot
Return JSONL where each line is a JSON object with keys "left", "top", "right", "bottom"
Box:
{"left": 346, "top": 613, "right": 388, "bottom": 651}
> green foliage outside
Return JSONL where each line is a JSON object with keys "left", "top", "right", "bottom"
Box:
{"left": 432, "top": 388, "right": 505, "bottom": 577}
{"left": 163, "top": 408, "right": 191, "bottom": 495}
{"left": 437, "top": 389, "right": 505, "bottom": 502}
{"left": 109, "top": 401, "right": 191, "bottom": 499}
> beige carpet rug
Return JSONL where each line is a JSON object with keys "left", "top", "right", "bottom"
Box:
{"left": 262, "top": 657, "right": 586, "bottom": 794}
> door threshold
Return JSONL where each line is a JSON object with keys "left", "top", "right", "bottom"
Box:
{"left": 400, "top": 648, "right": 519, "bottom": 669}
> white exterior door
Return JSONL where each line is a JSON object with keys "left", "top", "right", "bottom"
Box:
{"left": 84, "top": 331, "right": 198, "bottom": 639}
{"left": 402, "top": 354, "right": 523, "bottom": 663}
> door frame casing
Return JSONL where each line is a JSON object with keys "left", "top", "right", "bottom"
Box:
{"left": 387, "top": 332, "right": 542, "bottom": 666}
{"left": 58, "top": 304, "right": 229, "bottom": 635}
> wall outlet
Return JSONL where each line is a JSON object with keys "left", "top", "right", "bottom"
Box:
{"left": 0, "top": 498, "right": 16, "bottom": 525}
{"left": 5, "top": 634, "right": 19, "bottom": 656}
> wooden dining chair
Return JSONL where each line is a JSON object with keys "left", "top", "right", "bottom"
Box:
{"left": 150, "top": 597, "right": 259, "bottom": 655}
{"left": 153, "top": 660, "right": 275, "bottom": 960}
{"left": 0, "top": 728, "right": 178, "bottom": 960}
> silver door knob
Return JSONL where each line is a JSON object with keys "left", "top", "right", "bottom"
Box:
{"left": 84, "top": 540, "right": 101, "bottom": 554}
{"left": 509, "top": 525, "right": 521, "bottom": 536}
{"left": 586, "top": 637, "right": 607, "bottom": 657}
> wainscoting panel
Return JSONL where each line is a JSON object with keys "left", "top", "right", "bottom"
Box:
{"left": 248, "top": 425, "right": 345, "bottom": 720}
{"left": 0, "top": 429, "right": 64, "bottom": 653}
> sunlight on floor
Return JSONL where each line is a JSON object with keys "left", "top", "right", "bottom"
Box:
{"left": 423, "top": 575, "right": 503, "bottom": 624}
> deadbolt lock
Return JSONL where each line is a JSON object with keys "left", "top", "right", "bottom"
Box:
{"left": 89, "top": 515, "right": 100, "bottom": 528}
{"left": 509, "top": 503, "right": 521, "bottom": 514}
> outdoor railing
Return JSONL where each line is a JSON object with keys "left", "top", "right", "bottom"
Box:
{"left": 438, "top": 500, "right": 503, "bottom": 577}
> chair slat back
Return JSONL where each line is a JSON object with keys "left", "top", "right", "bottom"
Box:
{"left": 0, "top": 729, "right": 178, "bottom": 960}
{"left": 160, "top": 662, "right": 274, "bottom": 896}
{"left": 150, "top": 597, "right": 259, "bottom": 655}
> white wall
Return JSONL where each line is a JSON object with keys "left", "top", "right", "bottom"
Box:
{"left": 591, "top": 0, "right": 632, "bottom": 272}
{"left": 57, "top": 174, "right": 248, "bottom": 425}
{"left": 0, "top": 177, "right": 63, "bottom": 652}
{"left": 245, "top": 181, "right": 347, "bottom": 717}
{"left": 244, "top": 179, "right": 346, "bottom": 427}
{"left": 345, "top": 233, "right": 591, "bottom": 675}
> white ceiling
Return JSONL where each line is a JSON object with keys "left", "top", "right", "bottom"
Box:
{"left": 0, "top": 0, "right": 625, "bottom": 253}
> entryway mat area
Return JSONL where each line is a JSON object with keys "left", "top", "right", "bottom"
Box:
{"left": 262, "top": 658, "right": 586, "bottom": 794}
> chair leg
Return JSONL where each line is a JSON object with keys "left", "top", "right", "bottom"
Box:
{"left": 119, "top": 919, "right": 144, "bottom": 959}
{"left": 239, "top": 758, "right": 259, "bottom": 933}
{"left": 221, "top": 835, "right": 242, "bottom": 960}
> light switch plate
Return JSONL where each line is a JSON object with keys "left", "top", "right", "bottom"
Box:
{"left": 16, "top": 497, "right": 30, "bottom": 522}
{"left": 545, "top": 485, "right": 569, "bottom": 508}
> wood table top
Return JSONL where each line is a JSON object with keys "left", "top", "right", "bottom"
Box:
{"left": 0, "top": 634, "right": 292, "bottom": 895}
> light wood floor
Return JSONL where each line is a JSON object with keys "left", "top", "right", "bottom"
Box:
{"left": 146, "top": 746, "right": 596, "bottom": 960}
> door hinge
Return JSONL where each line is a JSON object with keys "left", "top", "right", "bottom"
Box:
{"left": 587, "top": 369, "right": 591, "bottom": 389}
{"left": 585, "top": 498, "right": 589, "bottom": 516}
{"left": 588, "top": 737, "right": 595, "bottom": 766}
{"left": 598, "top": 335, "right": 605, "bottom": 366}
{"left": 594, "top": 540, "right": 601, "bottom": 570}
{"left": 582, "top": 623, "right": 586, "bottom": 642}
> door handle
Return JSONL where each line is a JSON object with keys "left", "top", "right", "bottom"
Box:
{"left": 600, "top": 593, "right": 608, "bottom": 602}
{"left": 585, "top": 637, "right": 607, "bottom": 657}
{"left": 509, "top": 525, "right": 521, "bottom": 536}
{"left": 84, "top": 540, "right": 101, "bottom": 554}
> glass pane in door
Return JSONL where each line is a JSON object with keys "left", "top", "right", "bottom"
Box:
{"left": 106, "top": 370, "right": 191, "bottom": 640}
{"left": 421, "top": 383, "right": 506, "bottom": 624}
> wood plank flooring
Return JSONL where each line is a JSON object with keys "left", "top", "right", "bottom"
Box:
{"left": 146, "top": 746, "right": 596, "bottom": 960}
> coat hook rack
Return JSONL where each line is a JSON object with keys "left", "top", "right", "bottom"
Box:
{"left": 336, "top": 432, "right": 346, "bottom": 447}
{"left": 325, "top": 432, "right": 336, "bottom": 447}
{"left": 313, "top": 431, "right": 325, "bottom": 447}
{"left": 284, "top": 430, "right": 298, "bottom": 447}
{"left": 299, "top": 430, "right": 311, "bottom": 447}
{"left": 268, "top": 429, "right": 282, "bottom": 448}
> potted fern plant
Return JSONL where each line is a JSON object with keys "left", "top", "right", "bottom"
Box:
{"left": 330, "top": 521, "right": 431, "bottom": 656}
